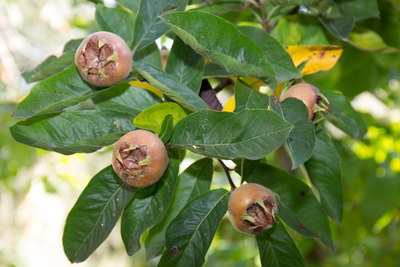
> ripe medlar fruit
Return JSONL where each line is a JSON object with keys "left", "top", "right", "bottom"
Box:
{"left": 279, "top": 83, "right": 321, "bottom": 121}
{"left": 75, "top": 31, "right": 132, "bottom": 87}
{"left": 228, "top": 183, "right": 278, "bottom": 235}
{"left": 112, "top": 130, "right": 168, "bottom": 188}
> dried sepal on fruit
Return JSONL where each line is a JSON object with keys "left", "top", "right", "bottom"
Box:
{"left": 75, "top": 31, "right": 132, "bottom": 87}
{"left": 279, "top": 83, "right": 330, "bottom": 121}
{"left": 228, "top": 183, "right": 278, "bottom": 235}
{"left": 112, "top": 130, "right": 168, "bottom": 188}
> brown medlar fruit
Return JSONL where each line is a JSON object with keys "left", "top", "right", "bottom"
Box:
{"left": 112, "top": 130, "right": 168, "bottom": 188}
{"left": 75, "top": 31, "right": 132, "bottom": 87}
{"left": 279, "top": 83, "right": 321, "bottom": 121}
{"left": 228, "top": 183, "right": 278, "bottom": 235}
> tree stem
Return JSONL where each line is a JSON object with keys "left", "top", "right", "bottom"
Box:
{"left": 218, "top": 159, "right": 237, "bottom": 191}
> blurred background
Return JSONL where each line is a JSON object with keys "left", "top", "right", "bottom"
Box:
{"left": 0, "top": 0, "right": 399, "bottom": 267}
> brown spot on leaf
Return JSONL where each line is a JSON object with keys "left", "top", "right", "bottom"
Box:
{"left": 300, "top": 191, "right": 305, "bottom": 196}
{"left": 298, "top": 222, "right": 306, "bottom": 231}
{"left": 170, "top": 246, "right": 179, "bottom": 255}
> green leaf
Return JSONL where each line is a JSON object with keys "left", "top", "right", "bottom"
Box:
{"left": 270, "top": 97, "right": 316, "bottom": 170}
{"left": 319, "top": 16, "right": 355, "bottom": 41}
{"left": 238, "top": 26, "right": 301, "bottom": 83}
{"left": 256, "top": 218, "right": 306, "bottom": 267}
{"left": 165, "top": 35, "right": 205, "bottom": 94}
{"left": 160, "top": 11, "right": 277, "bottom": 89}
{"left": 233, "top": 158, "right": 261, "bottom": 184}
{"left": 203, "top": 63, "right": 239, "bottom": 78}
{"left": 134, "top": 102, "right": 187, "bottom": 135}
{"left": 159, "top": 114, "right": 174, "bottom": 144}
{"left": 12, "top": 67, "right": 98, "bottom": 119}
{"left": 10, "top": 109, "right": 136, "bottom": 155}
{"left": 322, "top": 89, "right": 367, "bottom": 138}
{"left": 92, "top": 84, "right": 162, "bottom": 114}
{"left": 95, "top": 4, "right": 135, "bottom": 44}
{"left": 117, "top": 0, "right": 140, "bottom": 13}
{"left": 28, "top": 51, "right": 76, "bottom": 83}
{"left": 270, "top": 0, "right": 320, "bottom": 4}
{"left": 304, "top": 125, "right": 342, "bottom": 225}
{"left": 335, "top": 0, "right": 380, "bottom": 20}
{"left": 132, "top": 61, "right": 208, "bottom": 111}
{"left": 21, "top": 55, "right": 57, "bottom": 83}
{"left": 233, "top": 79, "right": 269, "bottom": 112}
{"left": 133, "top": 42, "right": 163, "bottom": 69}
{"left": 63, "top": 165, "right": 136, "bottom": 263}
{"left": 121, "top": 150, "right": 180, "bottom": 256}
{"left": 246, "top": 163, "right": 334, "bottom": 248}
{"left": 145, "top": 158, "right": 213, "bottom": 261}
{"left": 348, "top": 26, "right": 397, "bottom": 52}
{"left": 168, "top": 109, "right": 292, "bottom": 160}
{"left": 63, "top": 38, "right": 84, "bottom": 53}
{"left": 158, "top": 188, "right": 229, "bottom": 267}
{"left": 131, "top": 0, "right": 188, "bottom": 52}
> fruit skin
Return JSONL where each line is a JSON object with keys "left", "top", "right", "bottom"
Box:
{"left": 228, "top": 183, "right": 277, "bottom": 235}
{"left": 75, "top": 31, "right": 132, "bottom": 87}
{"left": 112, "top": 130, "right": 168, "bottom": 188}
{"left": 280, "top": 83, "right": 320, "bottom": 120}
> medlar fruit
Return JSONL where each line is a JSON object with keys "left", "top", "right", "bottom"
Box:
{"left": 75, "top": 31, "right": 132, "bottom": 87}
{"left": 112, "top": 130, "right": 168, "bottom": 188}
{"left": 228, "top": 183, "right": 278, "bottom": 235}
{"left": 279, "top": 83, "right": 321, "bottom": 121}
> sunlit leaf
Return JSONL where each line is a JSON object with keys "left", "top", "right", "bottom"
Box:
{"left": 349, "top": 26, "right": 398, "bottom": 52}
{"left": 319, "top": 16, "right": 354, "bottom": 41}
{"left": 129, "top": 81, "right": 164, "bottom": 98}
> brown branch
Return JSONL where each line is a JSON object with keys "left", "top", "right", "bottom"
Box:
{"left": 218, "top": 159, "right": 237, "bottom": 191}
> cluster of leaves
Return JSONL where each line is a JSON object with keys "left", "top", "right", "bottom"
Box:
{"left": 11, "top": 0, "right": 384, "bottom": 266}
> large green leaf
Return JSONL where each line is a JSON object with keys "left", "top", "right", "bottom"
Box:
{"left": 92, "top": 85, "right": 162, "bottom": 114}
{"left": 158, "top": 188, "right": 229, "bottom": 267}
{"left": 165, "top": 35, "right": 205, "bottom": 94}
{"left": 117, "top": 0, "right": 140, "bottom": 12}
{"left": 63, "top": 38, "right": 84, "bottom": 53}
{"left": 132, "top": 61, "right": 208, "bottom": 111}
{"left": 168, "top": 109, "right": 292, "bottom": 160}
{"left": 270, "top": 97, "right": 316, "bottom": 169}
{"left": 133, "top": 42, "right": 163, "bottom": 69}
{"left": 21, "top": 55, "right": 57, "bottom": 83}
{"left": 131, "top": 0, "right": 188, "bottom": 52}
{"left": 10, "top": 109, "right": 136, "bottom": 155}
{"left": 348, "top": 26, "right": 397, "bottom": 52}
{"left": 63, "top": 165, "right": 136, "bottom": 263}
{"left": 203, "top": 63, "right": 239, "bottom": 78}
{"left": 322, "top": 89, "right": 367, "bottom": 138}
{"left": 334, "top": 0, "right": 379, "bottom": 20}
{"left": 133, "top": 102, "right": 187, "bottom": 134}
{"left": 270, "top": 0, "right": 320, "bottom": 4}
{"left": 304, "top": 126, "right": 342, "bottom": 225}
{"left": 27, "top": 51, "right": 75, "bottom": 83}
{"left": 12, "top": 67, "right": 99, "bottom": 119}
{"left": 256, "top": 218, "right": 306, "bottom": 267}
{"left": 233, "top": 79, "right": 270, "bottom": 112}
{"left": 121, "top": 150, "right": 180, "bottom": 256}
{"left": 319, "top": 16, "right": 355, "bottom": 41}
{"left": 145, "top": 158, "right": 213, "bottom": 261}
{"left": 159, "top": 114, "right": 174, "bottom": 144}
{"left": 246, "top": 163, "right": 334, "bottom": 248}
{"left": 238, "top": 26, "right": 301, "bottom": 83}
{"left": 95, "top": 4, "right": 135, "bottom": 44}
{"left": 160, "top": 11, "right": 277, "bottom": 89}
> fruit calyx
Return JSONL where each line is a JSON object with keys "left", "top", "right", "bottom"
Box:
{"left": 76, "top": 35, "right": 118, "bottom": 85}
{"left": 113, "top": 141, "right": 150, "bottom": 180}
{"left": 241, "top": 197, "right": 277, "bottom": 234}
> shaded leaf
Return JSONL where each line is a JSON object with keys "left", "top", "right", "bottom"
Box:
{"left": 238, "top": 25, "right": 301, "bottom": 83}
{"left": 304, "top": 125, "right": 342, "bottom": 225}
{"left": 95, "top": 4, "right": 135, "bottom": 44}
{"left": 133, "top": 61, "right": 208, "bottom": 111}
{"left": 256, "top": 218, "right": 306, "bottom": 267}
{"left": 270, "top": 97, "right": 315, "bottom": 169}
{"left": 319, "top": 16, "right": 354, "bottom": 41}
{"left": 247, "top": 163, "right": 334, "bottom": 248}
{"left": 165, "top": 35, "right": 205, "bottom": 94}
{"left": 10, "top": 109, "right": 136, "bottom": 155}
{"left": 158, "top": 189, "right": 229, "bottom": 267}
{"left": 92, "top": 84, "right": 163, "bottom": 114}
{"left": 159, "top": 114, "right": 174, "bottom": 144}
{"left": 168, "top": 109, "right": 292, "bottom": 160}
{"left": 133, "top": 42, "right": 163, "bottom": 69}
{"left": 348, "top": 26, "right": 398, "bottom": 52}
{"left": 233, "top": 158, "right": 261, "bottom": 184}
{"left": 63, "top": 165, "right": 136, "bottom": 263}
{"left": 145, "top": 158, "right": 213, "bottom": 261}
{"left": 134, "top": 102, "right": 187, "bottom": 134}
{"left": 233, "top": 79, "right": 269, "bottom": 112}
{"left": 63, "top": 38, "right": 84, "bottom": 53}
{"left": 121, "top": 150, "right": 180, "bottom": 256}
{"left": 322, "top": 89, "right": 367, "bottom": 138}
{"left": 270, "top": 0, "right": 320, "bottom": 4}
{"left": 286, "top": 45, "right": 344, "bottom": 76}
{"left": 335, "top": 0, "right": 380, "bottom": 20}
{"left": 160, "top": 11, "right": 277, "bottom": 89}
{"left": 131, "top": 0, "right": 188, "bottom": 52}
{"left": 203, "top": 63, "right": 239, "bottom": 78}
{"left": 117, "top": 0, "right": 140, "bottom": 13}
{"left": 21, "top": 55, "right": 57, "bottom": 83}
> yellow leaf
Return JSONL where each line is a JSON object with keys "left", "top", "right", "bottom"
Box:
{"left": 286, "top": 45, "right": 344, "bottom": 76}
{"left": 222, "top": 95, "right": 235, "bottom": 112}
{"left": 240, "top": 77, "right": 264, "bottom": 90}
{"left": 129, "top": 81, "right": 164, "bottom": 98}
